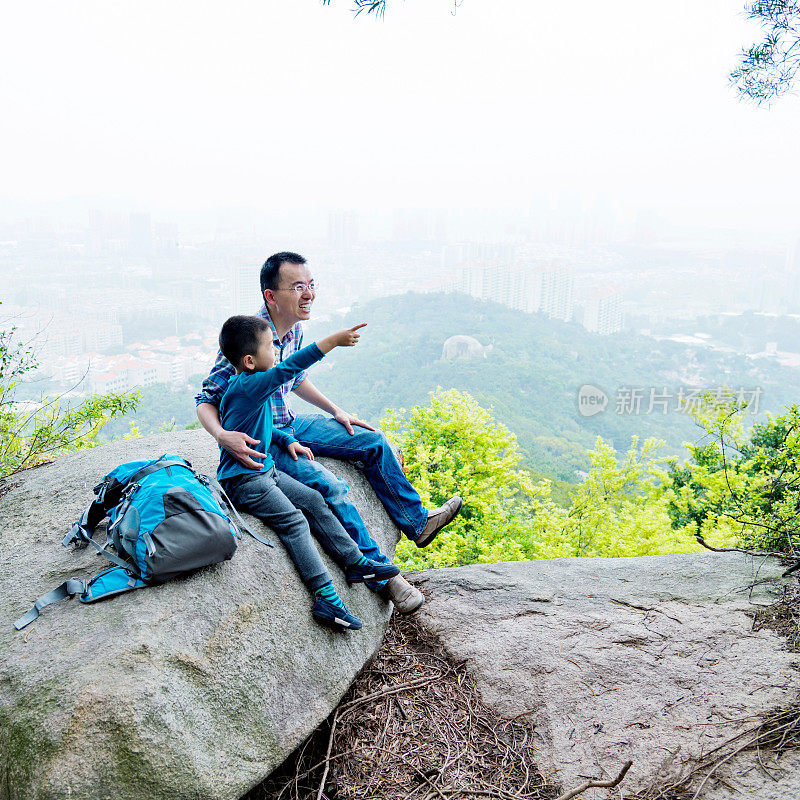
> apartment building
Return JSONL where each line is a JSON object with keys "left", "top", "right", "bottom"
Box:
{"left": 583, "top": 286, "right": 624, "bottom": 335}
{"left": 458, "top": 261, "right": 574, "bottom": 321}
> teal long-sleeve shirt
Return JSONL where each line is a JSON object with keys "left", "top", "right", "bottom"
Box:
{"left": 217, "top": 343, "right": 325, "bottom": 482}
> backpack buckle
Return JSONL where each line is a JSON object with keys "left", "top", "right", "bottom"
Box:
{"left": 63, "top": 522, "right": 91, "bottom": 548}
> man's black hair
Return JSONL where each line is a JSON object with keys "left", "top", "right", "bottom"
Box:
{"left": 219, "top": 315, "right": 270, "bottom": 368}
{"left": 260, "top": 251, "right": 306, "bottom": 295}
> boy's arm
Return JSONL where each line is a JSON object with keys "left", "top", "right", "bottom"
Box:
{"left": 271, "top": 425, "right": 297, "bottom": 451}
{"left": 243, "top": 343, "right": 326, "bottom": 403}
{"left": 288, "top": 323, "right": 371, "bottom": 433}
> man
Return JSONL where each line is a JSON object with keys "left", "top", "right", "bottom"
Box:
{"left": 196, "top": 251, "right": 462, "bottom": 613}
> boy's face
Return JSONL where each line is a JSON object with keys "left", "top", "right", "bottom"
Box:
{"left": 241, "top": 329, "right": 276, "bottom": 372}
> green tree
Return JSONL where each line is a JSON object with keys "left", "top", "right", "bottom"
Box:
{"left": 382, "top": 388, "right": 535, "bottom": 568}
{"left": 731, "top": 1, "right": 800, "bottom": 103}
{"left": 0, "top": 315, "right": 139, "bottom": 478}
{"left": 565, "top": 437, "right": 704, "bottom": 558}
{"left": 382, "top": 389, "right": 703, "bottom": 570}
{"left": 665, "top": 393, "right": 800, "bottom": 558}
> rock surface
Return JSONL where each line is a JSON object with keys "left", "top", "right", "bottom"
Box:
{"left": 409, "top": 555, "right": 800, "bottom": 799}
{"left": 0, "top": 430, "right": 399, "bottom": 800}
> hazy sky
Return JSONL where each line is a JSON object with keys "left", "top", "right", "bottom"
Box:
{"left": 2, "top": 0, "right": 799, "bottom": 235}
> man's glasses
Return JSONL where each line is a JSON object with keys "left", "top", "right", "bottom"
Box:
{"left": 278, "top": 281, "right": 316, "bottom": 294}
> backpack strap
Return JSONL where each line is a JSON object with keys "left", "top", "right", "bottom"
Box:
{"left": 84, "top": 534, "right": 137, "bottom": 571}
{"left": 80, "top": 566, "right": 147, "bottom": 603}
{"left": 198, "top": 474, "right": 275, "bottom": 548}
{"left": 128, "top": 459, "right": 192, "bottom": 485}
{"left": 62, "top": 503, "right": 137, "bottom": 572}
{"left": 14, "top": 578, "right": 87, "bottom": 630}
{"left": 14, "top": 567, "right": 146, "bottom": 630}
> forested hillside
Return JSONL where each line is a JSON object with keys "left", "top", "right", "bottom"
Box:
{"left": 304, "top": 293, "right": 799, "bottom": 479}
{"left": 100, "top": 292, "right": 800, "bottom": 482}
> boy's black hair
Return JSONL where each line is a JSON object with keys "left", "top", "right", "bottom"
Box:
{"left": 219, "top": 315, "right": 270, "bottom": 368}
{"left": 260, "top": 251, "right": 306, "bottom": 295}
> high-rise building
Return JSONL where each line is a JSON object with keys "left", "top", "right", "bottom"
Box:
{"left": 533, "top": 263, "right": 574, "bottom": 321}
{"left": 231, "top": 264, "right": 259, "bottom": 315}
{"left": 583, "top": 286, "right": 623, "bottom": 335}
{"left": 457, "top": 261, "right": 574, "bottom": 321}
{"left": 129, "top": 213, "right": 152, "bottom": 258}
{"left": 442, "top": 242, "right": 518, "bottom": 269}
{"left": 327, "top": 210, "right": 359, "bottom": 250}
{"left": 393, "top": 209, "right": 447, "bottom": 242}
{"left": 750, "top": 267, "right": 790, "bottom": 314}
{"left": 785, "top": 235, "right": 800, "bottom": 310}
{"left": 154, "top": 222, "right": 179, "bottom": 257}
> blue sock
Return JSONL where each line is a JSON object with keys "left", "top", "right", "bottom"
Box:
{"left": 352, "top": 555, "right": 371, "bottom": 566}
{"left": 314, "top": 581, "right": 345, "bottom": 609}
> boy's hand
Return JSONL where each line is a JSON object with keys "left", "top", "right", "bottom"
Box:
{"left": 286, "top": 441, "right": 315, "bottom": 461}
{"left": 318, "top": 323, "right": 367, "bottom": 354}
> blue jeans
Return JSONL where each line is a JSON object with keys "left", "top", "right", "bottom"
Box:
{"left": 271, "top": 415, "right": 428, "bottom": 564}
{"left": 221, "top": 467, "right": 364, "bottom": 594}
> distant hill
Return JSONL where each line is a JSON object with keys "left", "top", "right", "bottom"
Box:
{"left": 99, "top": 292, "right": 800, "bottom": 484}
{"left": 298, "top": 292, "right": 800, "bottom": 481}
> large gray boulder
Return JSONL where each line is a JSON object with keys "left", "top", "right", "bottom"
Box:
{"left": 0, "top": 430, "right": 399, "bottom": 800}
{"left": 409, "top": 555, "right": 800, "bottom": 799}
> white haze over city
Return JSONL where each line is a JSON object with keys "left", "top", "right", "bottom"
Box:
{"left": 1, "top": 0, "right": 800, "bottom": 412}
{"left": 1, "top": 0, "right": 799, "bottom": 236}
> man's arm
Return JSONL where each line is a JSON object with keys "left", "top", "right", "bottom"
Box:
{"left": 195, "top": 352, "right": 266, "bottom": 470}
{"left": 292, "top": 377, "right": 376, "bottom": 435}
{"left": 196, "top": 402, "right": 267, "bottom": 470}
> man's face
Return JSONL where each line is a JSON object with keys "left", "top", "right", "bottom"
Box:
{"left": 268, "top": 261, "right": 315, "bottom": 323}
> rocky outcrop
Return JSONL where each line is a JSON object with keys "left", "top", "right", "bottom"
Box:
{"left": 6, "top": 434, "right": 799, "bottom": 800}
{"left": 441, "top": 335, "right": 492, "bottom": 360}
{"left": 0, "top": 430, "right": 399, "bottom": 800}
{"left": 409, "top": 555, "right": 800, "bottom": 799}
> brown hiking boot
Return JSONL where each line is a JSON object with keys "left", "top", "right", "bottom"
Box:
{"left": 382, "top": 575, "right": 425, "bottom": 614}
{"left": 414, "top": 496, "right": 463, "bottom": 548}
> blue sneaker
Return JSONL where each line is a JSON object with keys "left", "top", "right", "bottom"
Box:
{"left": 312, "top": 596, "right": 363, "bottom": 630}
{"left": 345, "top": 560, "right": 401, "bottom": 584}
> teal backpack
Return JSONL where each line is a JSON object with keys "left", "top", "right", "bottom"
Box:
{"left": 14, "top": 453, "right": 272, "bottom": 630}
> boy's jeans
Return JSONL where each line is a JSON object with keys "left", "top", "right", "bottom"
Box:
{"left": 271, "top": 415, "right": 428, "bottom": 568}
{"left": 221, "top": 467, "right": 365, "bottom": 593}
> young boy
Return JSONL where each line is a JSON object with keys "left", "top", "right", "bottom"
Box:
{"left": 217, "top": 315, "right": 400, "bottom": 631}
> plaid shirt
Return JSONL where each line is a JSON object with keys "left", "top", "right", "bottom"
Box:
{"left": 195, "top": 305, "right": 308, "bottom": 427}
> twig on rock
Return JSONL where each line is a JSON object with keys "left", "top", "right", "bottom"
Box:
{"left": 695, "top": 533, "right": 800, "bottom": 570}
{"left": 314, "top": 709, "right": 339, "bottom": 800}
{"left": 552, "top": 760, "right": 632, "bottom": 800}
